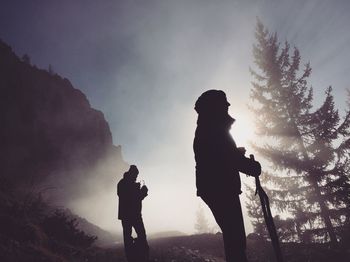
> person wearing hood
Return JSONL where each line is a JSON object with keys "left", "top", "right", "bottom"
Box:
{"left": 193, "top": 90, "right": 261, "bottom": 262}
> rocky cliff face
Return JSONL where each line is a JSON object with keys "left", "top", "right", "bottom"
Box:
{"left": 0, "top": 39, "right": 128, "bottom": 202}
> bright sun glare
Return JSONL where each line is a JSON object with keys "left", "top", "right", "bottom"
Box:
{"left": 229, "top": 111, "right": 255, "bottom": 150}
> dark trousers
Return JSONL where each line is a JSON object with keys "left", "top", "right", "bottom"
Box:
{"left": 201, "top": 194, "right": 248, "bottom": 262}
{"left": 121, "top": 216, "right": 149, "bottom": 262}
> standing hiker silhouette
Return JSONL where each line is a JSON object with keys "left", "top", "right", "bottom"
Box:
{"left": 193, "top": 90, "right": 261, "bottom": 262}
{"left": 117, "top": 165, "right": 149, "bottom": 262}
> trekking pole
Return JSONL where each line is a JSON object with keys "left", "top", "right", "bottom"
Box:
{"left": 250, "top": 155, "right": 284, "bottom": 262}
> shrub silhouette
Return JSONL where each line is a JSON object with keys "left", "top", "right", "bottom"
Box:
{"left": 42, "top": 209, "right": 97, "bottom": 248}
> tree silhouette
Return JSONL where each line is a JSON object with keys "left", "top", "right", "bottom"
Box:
{"left": 194, "top": 204, "right": 210, "bottom": 234}
{"left": 247, "top": 20, "right": 350, "bottom": 246}
{"left": 48, "top": 64, "right": 54, "bottom": 75}
{"left": 22, "top": 54, "right": 31, "bottom": 65}
{"left": 246, "top": 185, "right": 268, "bottom": 240}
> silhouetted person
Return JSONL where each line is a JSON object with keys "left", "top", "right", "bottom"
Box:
{"left": 193, "top": 90, "right": 261, "bottom": 262}
{"left": 118, "top": 165, "right": 149, "bottom": 262}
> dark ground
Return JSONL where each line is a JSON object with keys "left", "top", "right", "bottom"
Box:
{"left": 86, "top": 233, "right": 350, "bottom": 262}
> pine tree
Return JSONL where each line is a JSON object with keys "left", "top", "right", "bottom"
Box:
{"left": 246, "top": 185, "right": 268, "bottom": 240}
{"left": 194, "top": 204, "right": 210, "bottom": 234}
{"left": 22, "top": 54, "right": 31, "bottom": 64}
{"left": 48, "top": 64, "right": 54, "bottom": 75}
{"left": 247, "top": 20, "right": 350, "bottom": 246}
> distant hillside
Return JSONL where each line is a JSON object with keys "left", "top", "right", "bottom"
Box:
{"left": 149, "top": 231, "right": 187, "bottom": 240}
{"left": 0, "top": 39, "right": 128, "bottom": 202}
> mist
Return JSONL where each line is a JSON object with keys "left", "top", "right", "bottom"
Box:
{"left": 1, "top": 0, "right": 350, "bottom": 235}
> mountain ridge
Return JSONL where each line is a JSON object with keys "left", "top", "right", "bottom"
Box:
{"left": 0, "top": 38, "right": 128, "bottom": 202}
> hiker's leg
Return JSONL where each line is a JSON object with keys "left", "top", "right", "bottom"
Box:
{"left": 122, "top": 220, "right": 134, "bottom": 261}
{"left": 134, "top": 215, "right": 147, "bottom": 242}
{"left": 221, "top": 196, "right": 247, "bottom": 262}
{"left": 134, "top": 215, "right": 149, "bottom": 261}
{"left": 202, "top": 195, "right": 248, "bottom": 262}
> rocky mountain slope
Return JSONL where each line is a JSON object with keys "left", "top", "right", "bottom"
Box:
{"left": 0, "top": 39, "right": 126, "bottom": 261}
{"left": 0, "top": 39, "right": 128, "bottom": 201}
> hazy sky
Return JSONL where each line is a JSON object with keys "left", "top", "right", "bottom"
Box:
{"left": 1, "top": 0, "right": 350, "bottom": 234}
